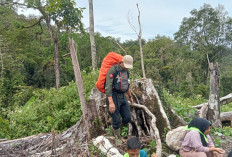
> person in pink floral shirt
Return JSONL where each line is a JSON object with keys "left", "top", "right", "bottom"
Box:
{"left": 180, "top": 118, "right": 225, "bottom": 157}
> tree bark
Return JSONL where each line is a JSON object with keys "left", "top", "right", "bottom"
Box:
{"left": 220, "top": 111, "right": 232, "bottom": 122}
{"left": 0, "top": 45, "right": 3, "bottom": 78}
{"left": 131, "top": 103, "right": 162, "bottom": 157}
{"left": 207, "top": 62, "right": 221, "bottom": 127}
{"left": 69, "top": 38, "right": 90, "bottom": 140}
{"left": 89, "top": 0, "right": 97, "bottom": 71}
{"left": 54, "top": 37, "right": 61, "bottom": 89}
{"left": 136, "top": 3, "right": 146, "bottom": 78}
{"left": 45, "top": 17, "right": 61, "bottom": 89}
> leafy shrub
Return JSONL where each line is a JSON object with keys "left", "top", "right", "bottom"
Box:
{"left": 163, "top": 89, "right": 206, "bottom": 123}
{"left": 221, "top": 102, "right": 232, "bottom": 112}
{"left": 211, "top": 126, "right": 232, "bottom": 138}
{"left": 0, "top": 116, "right": 10, "bottom": 139}
{"left": 7, "top": 70, "right": 98, "bottom": 139}
{"left": 121, "top": 126, "right": 128, "bottom": 137}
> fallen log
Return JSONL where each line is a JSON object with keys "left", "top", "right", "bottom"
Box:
{"left": 0, "top": 117, "right": 89, "bottom": 157}
{"left": 220, "top": 111, "right": 232, "bottom": 122}
{"left": 198, "top": 104, "right": 232, "bottom": 122}
{"left": 193, "top": 93, "right": 232, "bottom": 109}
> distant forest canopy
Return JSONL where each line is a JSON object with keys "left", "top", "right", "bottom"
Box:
{"left": 0, "top": 3, "right": 232, "bottom": 111}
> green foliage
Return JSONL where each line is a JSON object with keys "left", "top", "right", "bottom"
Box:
{"left": 221, "top": 102, "right": 232, "bottom": 112}
{"left": 148, "top": 140, "right": 156, "bottom": 151}
{"left": 8, "top": 83, "right": 81, "bottom": 138}
{"left": 0, "top": 116, "right": 10, "bottom": 139}
{"left": 89, "top": 143, "right": 106, "bottom": 157}
{"left": 213, "top": 136, "right": 225, "bottom": 147}
{"left": 211, "top": 126, "right": 232, "bottom": 138}
{"left": 142, "top": 140, "right": 156, "bottom": 157}
{"left": 46, "top": 0, "right": 84, "bottom": 30}
{"left": 121, "top": 126, "right": 128, "bottom": 137}
{"left": 7, "top": 71, "right": 98, "bottom": 139}
{"left": 163, "top": 89, "right": 206, "bottom": 123}
{"left": 105, "top": 127, "right": 113, "bottom": 136}
{"left": 174, "top": 4, "right": 232, "bottom": 88}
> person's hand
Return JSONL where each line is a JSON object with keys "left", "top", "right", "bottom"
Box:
{"left": 215, "top": 148, "right": 225, "bottom": 154}
{"left": 109, "top": 101, "right": 116, "bottom": 114}
{"left": 129, "top": 96, "right": 133, "bottom": 104}
{"left": 151, "top": 153, "right": 158, "bottom": 157}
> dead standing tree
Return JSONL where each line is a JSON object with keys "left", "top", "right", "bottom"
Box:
{"left": 0, "top": 35, "right": 4, "bottom": 78}
{"left": 69, "top": 38, "right": 90, "bottom": 139}
{"left": 207, "top": 62, "right": 221, "bottom": 127}
{"left": 89, "top": 0, "right": 97, "bottom": 71}
{"left": 128, "top": 3, "right": 146, "bottom": 78}
{"left": 196, "top": 62, "right": 222, "bottom": 127}
{"left": 68, "top": 38, "right": 104, "bottom": 140}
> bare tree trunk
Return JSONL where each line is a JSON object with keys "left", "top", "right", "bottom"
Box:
{"left": 54, "top": 38, "right": 61, "bottom": 89}
{"left": 207, "top": 62, "right": 221, "bottom": 127}
{"left": 136, "top": 3, "right": 146, "bottom": 78}
{"left": 128, "top": 4, "right": 146, "bottom": 78}
{"left": 0, "top": 35, "right": 3, "bottom": 78}
{"left": 69, "top": 38, "right": 90, "bottom": 140}
{"left": 45, "top": 17, "right": 61, "bottom": 89}
{"left": 0, "top": 53, "right": 3, "bottom": 78}
{"left": 89, "top": 0, "right": 97, "bottom": 71}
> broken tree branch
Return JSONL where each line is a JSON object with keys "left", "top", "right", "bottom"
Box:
{"left": 111, "top": 40, "right": 127, "bottom": 55}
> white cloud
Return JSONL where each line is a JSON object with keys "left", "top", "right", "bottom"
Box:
{"left": 19, "top": 0, "right": 232, "bottom": 42}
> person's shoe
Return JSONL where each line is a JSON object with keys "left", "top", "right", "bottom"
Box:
{"left": 113, "top": 128, "right": 122, "bottom": 146}
{"left": 115, "top": 138, "right": 122, "bottom": 146}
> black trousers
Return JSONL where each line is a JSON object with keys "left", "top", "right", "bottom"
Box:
{"left": 106, "top": 92, "right": 131, "bottom": 130}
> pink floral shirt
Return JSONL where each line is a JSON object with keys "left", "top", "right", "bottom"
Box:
{"left": 181, "top": 130, "right": 214, "bottom": 152}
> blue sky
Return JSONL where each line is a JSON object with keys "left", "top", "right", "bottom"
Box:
{"left": 77, "top": 0, "right": 232, "bottom": 42}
